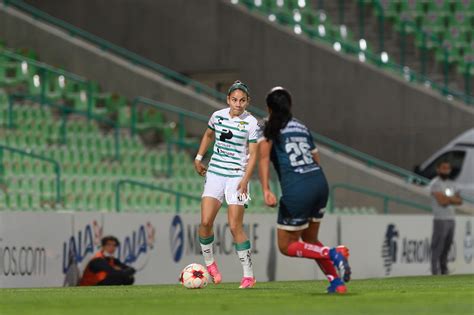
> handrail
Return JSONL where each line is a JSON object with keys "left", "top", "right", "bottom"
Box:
{"left": 329, "top": 183, "right": 431, "bottom": 214}
{"left": 0, "top": 144, "right": 62, "bottom": 203}
{"left": 2, "top": 0, "right": 229, "bottom": 104}
{"left": 311, "top": 131, "right": 430, "bottom": 185}
{"left": 115, "top": 179, "right": 201, "bottom": 213}
{"left": 0, "top": 49, "right": 86, "bottom": 82}
{"left": 371, "top": 0, "right": 473, "bottom": 104}
{"left": 131, "top": 96, "right": 208, "bottom": 138}
{"left": 1, "top": 0, "right": 437, "bottom": 185}
{"left": 238, "top": 0, "right": 473, "bottom": 104}
{"left": 0, "top": 49, "right": 96, "bottom": 114}
{"left": 8, "top": 93, "right": 121, "bottom": 160}
{"left": 131, "top": 96, "right": 431, "bottom": 185}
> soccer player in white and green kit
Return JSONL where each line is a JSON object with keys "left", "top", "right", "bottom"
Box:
{"left": 194, "top": 81, "right": 258, "bottom": 288}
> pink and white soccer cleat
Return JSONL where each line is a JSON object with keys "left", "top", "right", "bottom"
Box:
{"left": 206, "top": 262, "right": 222, "bottom": 284}
{"left": 239, "top": 277, "right": 256, "bottom": 289}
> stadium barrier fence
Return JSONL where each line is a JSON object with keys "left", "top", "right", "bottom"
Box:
{"left": 329, "top": 182, "right": 431, "bottom": 214}
{"left": 115, "top": 179, "right": 201, "bottom": 213}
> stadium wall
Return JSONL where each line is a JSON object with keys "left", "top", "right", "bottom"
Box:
{"left": 1, "top": 212, "right": 473, "bottom": 288}
{"left": 20, "top": 0, "right": 474, "bottom": 170}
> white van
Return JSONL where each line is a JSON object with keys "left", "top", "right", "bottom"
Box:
{"left": 414, "top": 128, "right": 474, "bottom": 200}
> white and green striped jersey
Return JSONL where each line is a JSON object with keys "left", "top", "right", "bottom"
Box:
{"left": 207, "top": 108, "right": 259, "bottom": 178}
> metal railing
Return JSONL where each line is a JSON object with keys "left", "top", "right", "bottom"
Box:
{"left": 238, "top": 0, "right": 473, "bottom": 104}
{"left": 115, "top": 179, "right": 201, "bottom": 213}
{"left": 0, "top": 49, "right": 96, "bottom": 115}
{"left": 131, "top": 96, "right": 208, "bottom": 138}
{"left": 2, "top": 0, "right": 229, "bottom": 104}
{"left": 1, "top": 0, "right": 435, "bottom": 185}
{"left": 355, "top": 0, "right": 473, "bottom": 104}
{"left": 131, "top": 96, "right": 430, "bottom": 184}
{"left": 8, "top": 93, "right": 121, "bottom": 160}
{"left": 329, "top": 183, "right": 431, "bottom": 214}
{"left": 0, "top": 144, "right": 62, "bottom": 203}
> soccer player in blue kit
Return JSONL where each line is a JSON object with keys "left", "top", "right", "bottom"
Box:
{"left": 258, "top": 87, "right": 351, "bottom": 294}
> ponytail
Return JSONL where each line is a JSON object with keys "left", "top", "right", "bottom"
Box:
{"left": 263, "top": 87, "right": 293, "bottom": 141}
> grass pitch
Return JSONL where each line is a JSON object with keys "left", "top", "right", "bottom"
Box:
{"left": 1, "top": 275, "right": 473, "bottom": 315}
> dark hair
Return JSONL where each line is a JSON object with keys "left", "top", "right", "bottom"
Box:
{"left": 227, "top": 80, "right": 250, "bottom": 97}
{"left": 263, "top": 87, "right": 293, "bottom": 141}
{"left": 436, "top": 159, "right": 451, "bottom": 168}
{"left": 101, "top": 236, "right": 119, "bottom": 247}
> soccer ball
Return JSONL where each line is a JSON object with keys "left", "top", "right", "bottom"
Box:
{"left": 179, "top": 263, "right": 210, "bottom": 289}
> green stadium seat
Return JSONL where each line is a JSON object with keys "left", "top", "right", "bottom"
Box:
{"left": 427, "top": 0, "right": 453, "bottom": 16}
{"left": 376, "top": 0, "right": 399, "bottom": 19}
{"left": 447, "top": 11, "right": 472, "bottom": 32}
{"left": 454, "top": 0, "right": 474, "bottom": 14}
{"left": 399, "top": 0, "right": 426, "bottom": 20}
{"left": 15, "top": 48, "right": 38, "bottom": 61}
{"left": 435, "top": 43, "right": 462, "bottom": 64}
{"left": 443, "top": 26, "right": 469, "bottom": 48}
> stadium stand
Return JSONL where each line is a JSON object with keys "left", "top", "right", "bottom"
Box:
{"left": 4, "top": 0, "right": 473, "bottom": 171}
{"left": 235, "top": 0, "right": 473, "bottom": 104}
{"left": 0, "top": 40, "right": 435, "bottom": 215}
{"left": 0, "top": 43, "right": 287, "bottom": 213}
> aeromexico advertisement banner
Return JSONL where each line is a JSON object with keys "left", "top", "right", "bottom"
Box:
{"left": 0, "top": 212, "right": 472, "bottom": 288}
{"left": 341, "top": 215, "right": 474, "bottom": 278}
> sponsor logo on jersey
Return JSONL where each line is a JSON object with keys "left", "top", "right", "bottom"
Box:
{"left": 219, "top": 129, "right": 233, "bottom": 142}
{"left": 237, "top": 121, "right": 248, "bottom": 131}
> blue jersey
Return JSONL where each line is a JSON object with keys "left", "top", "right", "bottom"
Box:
{"left": 259, "top": 118, "right": 320, "bottom": 192}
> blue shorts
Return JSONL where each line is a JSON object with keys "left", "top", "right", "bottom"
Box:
{"left": 277, "top": 171, "right": 329, "bottom": 231}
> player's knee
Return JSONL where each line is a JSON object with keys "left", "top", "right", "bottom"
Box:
{"left": 228, "top": 223, "right": 243, "bottom": 236}
{"left": 200, "top": 220, "right": 213, "bottom": 231}
{"left": 278, "top": 242, "right": 290, "bottom": 256}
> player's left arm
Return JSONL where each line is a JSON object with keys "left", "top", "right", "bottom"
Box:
{"left": 308, "top": 131, "right": 321, "bottom": 165}
{"left": 312, "top": 150, "right": 321, "bottom": 165}
{"left": 237, "top": 142, "right": 257, "bottom": 195}
{"left": 237, "top": 120, "right": 259, "bottom": 195}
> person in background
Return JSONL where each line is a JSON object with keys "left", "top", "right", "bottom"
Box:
{"left": 79, "top": 236, "right": 136, "bottom": 286}
{"left": 430, "top": 160, "right": 463, "bottom": 275}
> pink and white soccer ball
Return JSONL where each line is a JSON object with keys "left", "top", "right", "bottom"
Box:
{"left": 179, "top": 263, "right": 210, "bottom": 289}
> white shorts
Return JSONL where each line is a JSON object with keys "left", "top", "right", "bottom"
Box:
{"left": 202, "top": 172, "right": 250, "bottom": 206}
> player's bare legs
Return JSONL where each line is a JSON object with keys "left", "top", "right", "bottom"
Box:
{"left": 199, "top": 197, "right": 222, "bottom": 284}
{"left": 301, "top": 221, "right": 320, "bottom": 243}
{"left": 228, "top": 204, "right": 255, "bottom": 288}
{"left": 277, "top": 228, "right": 303, "bottom": 255}
{"left": 199, "top": 197, "right": 221, "bottom": 238}
{"left": 228, "top": 204, "right": 247, "bottom": 243}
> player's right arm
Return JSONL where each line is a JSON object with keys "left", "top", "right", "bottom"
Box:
{"left": 258, "top": 139, "right": 277, "bottom": 207}
{"left": 194, "top": 127, "right": 215, "bottom": 176}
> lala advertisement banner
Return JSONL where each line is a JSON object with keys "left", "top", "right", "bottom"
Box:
{"left": 0, "top": 212, "right": 472, "bottom": 288}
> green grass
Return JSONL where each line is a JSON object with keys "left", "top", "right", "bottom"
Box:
{"left": 1, "top": 275, "right": 473, "bottom": 315}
